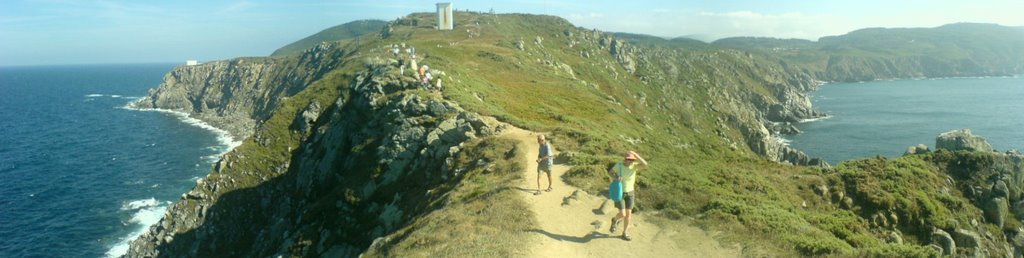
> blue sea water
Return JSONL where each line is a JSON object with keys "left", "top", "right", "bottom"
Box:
{"left": 788, "top": 76, "right": 1024, "bottom": 165}
{"left": 0, "top": 64, "right": 238, "bottom": 257}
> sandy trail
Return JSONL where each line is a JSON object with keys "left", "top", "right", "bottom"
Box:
{"left": 499, "top": 125, "right": 741, "bottom": 258}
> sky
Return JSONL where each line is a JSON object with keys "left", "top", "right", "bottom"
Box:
{"left": 1, "top": 0, "right": 1022, "bottom": 66}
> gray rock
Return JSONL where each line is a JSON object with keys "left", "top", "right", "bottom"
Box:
{"left": 936, "top": 129, "right": 994, "bottom": 152}
{"left": 995, "top": 180, "right": 1010, "bottom": 197}
{"left": 841, "top": 197, "right": 854, "bottom": 209}
{"left": 426, "top": 100, "right": 448, "bottom": 116}
{"left": 295, "top": 101, "right": 322, "bottom": 133}
{"left": 953, "top": 229, "right": 983, "bottom": 248}
{"left": 593, "top": 199, "right": 615, "bottom": 215}
{"left": 561, "top": 190, "right": 582, "bottom": 207}
{"left": 984, "top": 197, "right": 1009, "bottom": 227}
{"left": 886, "top": 230, "right": 904, "bottom": 244}
{"left": 931, "top": 228, "right": 956, "bottom": 256}
{"left": 904, "top": 144, "right": 930, "bottom": 155}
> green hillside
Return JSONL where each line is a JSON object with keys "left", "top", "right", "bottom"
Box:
{"left": 713, "top": 23, "right": 1024, "bottom": 81}
{"left": 130, "top": 11, "right": 1024, "bottom": 257}
{"left": 270, "top": 19, "right": 386, "bottom": 56}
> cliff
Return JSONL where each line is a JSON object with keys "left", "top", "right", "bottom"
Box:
{"left": 132, "top": 43, "right": 351, "bottom": 139}
{"left": 127, "top": 12, "right": 1024, "bottom": 257}
{"left": 128, "top": 59, "right": 523, "bottom": 256}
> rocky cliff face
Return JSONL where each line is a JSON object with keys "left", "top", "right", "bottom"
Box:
{"left": 602, "top": 34, "right": 827, "bottom": 166}
{"left": 127, "top": 61, "right": 497, "bottom": 256}
{"left": 132, "top": 43, "right": 351, "bottom": 139}
{"left": 820, "top": 55, "right": 1022, "bottom": 82}
{"left": 810, "top": 130, "right": 1024, "bottom": 257}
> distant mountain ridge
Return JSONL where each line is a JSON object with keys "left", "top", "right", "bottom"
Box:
{"left": 270, "top": 19, "right": 386, "bottom": 56}
{"left": 713, "top": 23, "right": 1024, "bottom": 81}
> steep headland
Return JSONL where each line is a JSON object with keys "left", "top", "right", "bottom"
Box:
{"left": 128, "top": 12, "right": 1024, "bottom": 257}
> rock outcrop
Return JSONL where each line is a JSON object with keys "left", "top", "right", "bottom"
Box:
{"left": 127, "top": 61, "right": 497, "bottom": 257}
{"left": 133, "top": 42, "right": 350, "bottom": 139}
{"left": 936, "top": 129, "right": 995, "bottom": 152}
{"left": 812, "top": 130, "right": 1024, "bottom": 257}
{"left": 904, "top": 144, "right": 930, "bottom": 155}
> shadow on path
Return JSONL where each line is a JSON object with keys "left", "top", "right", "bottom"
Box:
{"left": 529, "top": 229, "right": 618, "bottom": 243}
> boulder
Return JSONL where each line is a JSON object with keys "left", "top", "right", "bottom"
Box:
{"left": 953, "top": 229, "right": 983, "bottom": 248}
{"left": 936, "top": 129, "right": 994, "bottom": 152}
{"left": 931, "top": 228, "right": 956, "bottom": 256}
{"left": 994, "top": 180, "right": 1010, "bottom": 197}
{"left": 294, "top": 101, "right": 322, "bottom": 133}
{"left": 561, "top": 190, "right": 583, "bottom": 207}
{"left": 886, "top": 230, "right": 904, "bottom": 244}
{"left": 594, "top": 199, "right": 615, "bottom": 215}
{"left": 984, "top": 197, "right": 1009, "bottom": 227}
{"left": 904, "top": 144, "right": 930, "bottom": 155}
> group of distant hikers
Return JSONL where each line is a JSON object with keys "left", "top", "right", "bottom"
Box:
{"left": 391, "top": 44, "right": 441, "bottom": 91}
{"left": 534, "top": 135, "right": 648, "bottom": 241}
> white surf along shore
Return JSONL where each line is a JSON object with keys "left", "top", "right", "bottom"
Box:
{"left": 102, "top": 95, "right": 242, "bottom": 257}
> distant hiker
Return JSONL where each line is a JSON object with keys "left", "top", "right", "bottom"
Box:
{"left": 535, "top": 135, "right": 554, "bottom": 195}
{"left": 608, "top": 150, "right": 648, "bottom": 241}
{"left": 397, "top": 58, "right": 406, "bottom": 75}
{"left": 420, "top": 66, "right": 433, "bottom": 86}
{"left": 410, "top": 55, "right": 419, "bottom": 79}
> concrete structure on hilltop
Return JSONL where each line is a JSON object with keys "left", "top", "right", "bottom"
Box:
{"left": 436, "top": 3, "right": 453, "bottom": 30}
{"left": 186, "top": 60, "right": 199, "bottom": 66}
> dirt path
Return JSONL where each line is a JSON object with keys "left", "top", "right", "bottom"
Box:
{"left": 500, "top": 125, "right": 742, "bottom": 258}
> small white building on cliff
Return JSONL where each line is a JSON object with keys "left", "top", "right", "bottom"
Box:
{"left": 186, "top": 60, "right": 199, "bottom": 66}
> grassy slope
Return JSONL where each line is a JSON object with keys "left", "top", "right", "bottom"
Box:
{"left": 359, "top": 12, "right": 938, "bottom": 256}
{"left": 270, "top": 20, "right": 386, "bottom": 57}
{"left": 209, "top": 13, "right": 1019, "bottom": 257}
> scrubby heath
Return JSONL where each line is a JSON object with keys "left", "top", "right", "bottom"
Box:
{"left": 127, "top": 12, "right": 1024, "bottom": 257}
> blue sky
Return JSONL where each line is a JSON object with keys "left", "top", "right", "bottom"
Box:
{"left": 1, "top": 0, "right": 1022, "bottom": 66}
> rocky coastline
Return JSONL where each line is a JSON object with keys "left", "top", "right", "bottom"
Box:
{"left": 121, "top": 13, "right": 1023, "bottom": 257}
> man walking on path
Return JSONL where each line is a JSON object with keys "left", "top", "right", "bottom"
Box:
{"left": 535, "top": 135, "right": 554, "bottom": 195}
{"left": 609, "top": 150, "right": 648, "bottom": 241}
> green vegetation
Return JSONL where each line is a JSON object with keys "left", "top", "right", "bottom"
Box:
{"left": 344, "top": 12, "right": 1021, "bottom": 256}
{"left": 154, "top": 11, "right": 1024, "bottom": 257}
{"left": 712, "top": 23, "right": 1024, "bottom": 81}
{"left": 363, "top": 137, "right": 535, "bottom": 257}
{"left": 271, "top": 19, "right": 386, "bottom": 56}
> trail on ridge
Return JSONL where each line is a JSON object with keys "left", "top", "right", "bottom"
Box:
{"left": 499, "top": 125, "right": 741, "bottom": 258}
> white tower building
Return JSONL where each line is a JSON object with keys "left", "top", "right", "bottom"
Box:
{"left": 437, "top": 3, "right": 453, "bottom": 30}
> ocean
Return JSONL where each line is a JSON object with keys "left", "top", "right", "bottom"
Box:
{"left": 0, "top": 64, "right": 239, "bottom": 257}
{"left": 788, "top": 76, "right": 1024, "bottom": 165}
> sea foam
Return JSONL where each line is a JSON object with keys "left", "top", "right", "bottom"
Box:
{"left": 799, "top": 115, "right": 831, "bottom": 123}
{"left": 121, "top": 99, "right": 242, "bottom": 153}
{"left": 105, "top": 99, "right": 242, "bottom": 257}
{"left": 105, "top": 198, "right": 169, "bottom": 258}
{"left": 775, "top": 136, "right": 792, "bottom": 145}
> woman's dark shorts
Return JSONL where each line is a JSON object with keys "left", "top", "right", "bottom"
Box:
{"left": 615, "top": 191, "right": 635, "bottom": 210}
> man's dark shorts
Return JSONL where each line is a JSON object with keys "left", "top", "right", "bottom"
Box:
{"left": 615, "top": 191, "right": 635, "bottom": 210}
